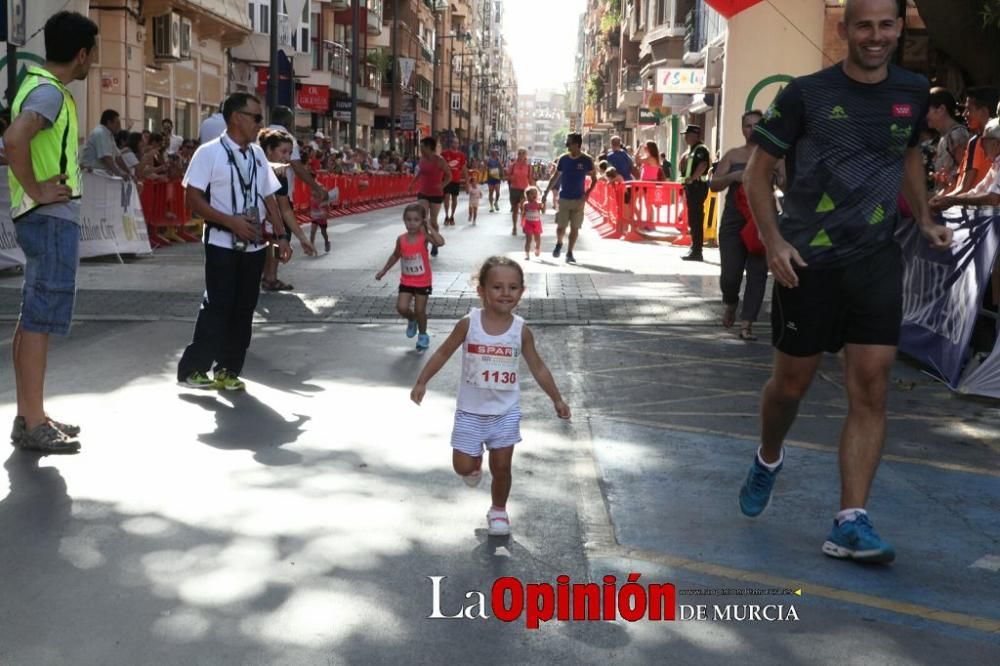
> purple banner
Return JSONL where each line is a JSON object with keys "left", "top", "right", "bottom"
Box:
{"left": 898, "top": 210, "right": 1000, "bottom": 387}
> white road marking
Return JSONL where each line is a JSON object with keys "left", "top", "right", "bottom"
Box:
{"left": 970, "top": 555, "right": 1000, "bottom": 572}
{"left": 328, "top": 223, "right": 365, "bottom": 234}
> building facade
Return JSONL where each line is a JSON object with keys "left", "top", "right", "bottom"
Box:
{"left": 517, "top": 90, "right": 567, "bottom": 163}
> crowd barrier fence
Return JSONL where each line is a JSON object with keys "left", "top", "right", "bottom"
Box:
{"left": 584, "top": 178, "right": 719, "bottom": 245}
{"left": 137, "top": 173, "right": 415, "bottom": 248}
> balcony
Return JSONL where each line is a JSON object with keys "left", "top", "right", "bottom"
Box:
{"left": 617, "top": 63, "right": 643, "bottom": 107}
{"left": 231, "top": 13, "right": 295, "bottom": 64}
{"left": 331, "top": 0, "right": 350, "bottom": 9}
{"left": 684, "top": 0, "right": 725, "bottom": 63}
{"left": 367, "top": 0, "right": 384, "bottom": 36}
{"left": 357, "top": 63, "right": 383, "bottom": 106}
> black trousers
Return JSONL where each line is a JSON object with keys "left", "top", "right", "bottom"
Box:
{"left": 177, "top": 243, "right": 266, "bottom": 381}
{"left": 685, "top": 181, "right": 709, "bottom": 253}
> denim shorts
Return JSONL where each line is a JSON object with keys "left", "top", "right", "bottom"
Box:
{"left": 15, "top": 212, "right": 80, "bottom": 335}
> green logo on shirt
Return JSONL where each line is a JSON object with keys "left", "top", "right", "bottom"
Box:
{"left": 829, "top": 106, "right": 849, "bottom": 120}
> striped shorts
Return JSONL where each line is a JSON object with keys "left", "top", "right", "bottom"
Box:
{"left": 450, "top": 408, "right": 522, "bottom": 457}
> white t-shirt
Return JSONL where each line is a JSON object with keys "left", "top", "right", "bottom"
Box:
{"left": 199, "top": 113, "right": 226, "bottom": 144}
{"left": 165, "top": 133, "right": 183, "bottom": 155}
{"left": 182, "top": 132, "right": 281, "bottom": 252}
{"left": 457, "top": 308, "right": 524, "bottom": 415}
{"left": 968, "top": 155, "right": 1000, "bottom": 197}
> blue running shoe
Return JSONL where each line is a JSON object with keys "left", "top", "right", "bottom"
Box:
{"left": 738, "top": 455, "right": 782, "bottom": 517}
{"left": 430, "top": 245, "right": 439, "bottom": 257}
{"left": 416, "top": 333, "right": 431, "bottom": 350}
{"left": 822, "top": 513, "right": 895, "bottom": 563}
{"left": 552, "top": 242, "right": 562, "bottom": 258}
{"left": 406, "top": 319, "right": 418, "bottom": 338}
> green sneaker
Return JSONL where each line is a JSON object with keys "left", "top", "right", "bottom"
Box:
{"left": 180, "top": 371, "right": 221, "bottom": 390}
{"left": 214, "top": 370, "right": 246, "bottom": 392}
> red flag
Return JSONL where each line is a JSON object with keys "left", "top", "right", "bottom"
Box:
{"left": 703, "top": 0, "right": 765, "bottom": 19}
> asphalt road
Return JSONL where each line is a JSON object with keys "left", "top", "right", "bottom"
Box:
{"left": 0, "top": 193, "right": 997, "bottom": 665}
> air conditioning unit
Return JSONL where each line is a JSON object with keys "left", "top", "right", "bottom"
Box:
{"left": 153, "top": 12, "right": 181, "bottom": 61}
{"left": 180, "top": 18, "right": 193, "bottom": 59}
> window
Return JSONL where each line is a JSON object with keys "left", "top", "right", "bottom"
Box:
{"left": 259, "top": 3, "right": 270, "bottom": 34}
{"left": 417, "top": 76, "right": 431, "bottom": 110}
{"left": 249, "top": 2, "right": 256, "bottom": 31}
{"left": 451, "top": 92, "right": 461, "bottom": 111}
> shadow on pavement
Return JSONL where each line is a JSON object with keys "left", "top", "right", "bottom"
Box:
{"left": 178, "top": 392, "right": 307, "bottom": 466}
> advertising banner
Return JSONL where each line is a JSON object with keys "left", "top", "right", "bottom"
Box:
{"left": 0, "top": 169, "right": 152, "bottom": 269}
{"left": 898, "top": 209, "right": 1000, "bottom": 388}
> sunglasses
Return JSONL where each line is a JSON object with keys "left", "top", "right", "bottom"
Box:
{"left": 237, "top": 110, "right": 264, "bottom": 123}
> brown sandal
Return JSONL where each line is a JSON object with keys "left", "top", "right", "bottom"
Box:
{"left": 739, "top": 324, "right": 757, "bottom": 341}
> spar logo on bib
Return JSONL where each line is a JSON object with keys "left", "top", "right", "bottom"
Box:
{"left": 468, "top": 344, "right": 516, "bottom": 357}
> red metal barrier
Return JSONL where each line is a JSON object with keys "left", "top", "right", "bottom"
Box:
{"left": 293, "top": 172, "right": 413, "bottom": 222}
{"left": 140, "top": 179, "right": 199, "bottom": 247}
{"left": 584, "top": 178, "right": 691, "bottom": 244}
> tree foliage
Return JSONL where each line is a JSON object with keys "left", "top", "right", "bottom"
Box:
{"left": 552, "top": 127, "right": 568, "bottom": 158}
{"left": 912, "top": 0, "right": 1000, "bottom": 86}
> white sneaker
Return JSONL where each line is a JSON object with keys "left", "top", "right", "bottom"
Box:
{"left": 462, "top": 470, "right": 483, "bottom": 488}
{"left": 487, "top": 508, "right": 511, "bottom": 536}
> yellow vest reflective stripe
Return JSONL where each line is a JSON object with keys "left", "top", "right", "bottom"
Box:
{"left": 8, "top": 66, "right": 81, "bottom": 220}
{"left": 684, "top": 143, "right": 709, "bottom": 182}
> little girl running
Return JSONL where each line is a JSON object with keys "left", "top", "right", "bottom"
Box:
{"left": 376, "top": 204, "right": 445, "bottom": 351}
{"left": 519, "top": 186, "right": 543, "bottom": 260}
{"left": 309, "top": 189, "right": 331, "bottom": 254}
{"left": 467, "top": 173, "right": 482, "bottom": 224}
{"left": 410, "top": 256, "right": 571, "bottom": 536}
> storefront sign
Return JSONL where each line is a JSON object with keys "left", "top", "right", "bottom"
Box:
{"left": 332, "top": 99, "right": 353, "bottom": 121}
{"left": 638, "top": 109, "right": 659, "bottom": 126}
{"left": 297, "top": 85, "right": 329, "bottom": 112}
{"left": 655, "top": 67, "right": 706, "bottom": 94}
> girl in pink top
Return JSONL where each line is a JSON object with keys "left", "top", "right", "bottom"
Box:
{"left": 507, "top": 148, "right": 534, "bottom": 235}
{"left": 376, "top": 204, "right": 446, "bottom": 351}
{"left": 407, "top": 137, "right": 451, "bottom": 257}
{"left": 519, "top": 186, "right": 544, "bottom": 259}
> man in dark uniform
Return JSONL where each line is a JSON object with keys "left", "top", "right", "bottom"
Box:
{"left": 679, "top": 124, "right": 710, "bottom": 261}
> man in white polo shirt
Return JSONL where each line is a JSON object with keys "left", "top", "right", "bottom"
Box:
{"left": 176, "top": 92, "right": 291, "bottom": 391}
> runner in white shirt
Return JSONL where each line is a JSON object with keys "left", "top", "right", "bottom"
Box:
{"left": 410, "top": 256, "right": 571, "bottom": 537}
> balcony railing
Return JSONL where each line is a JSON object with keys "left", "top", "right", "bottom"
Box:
{"left": 364, "top": 63, "right": 382, "bottom": 92}
{"left": 685, "top": 0, "right": 725, "bottom": 55}
{"left": 620, "top": 64, "right": 641, "bottom": 92}
{"left": 323, "top": 40, "right": 352, "bottom": 79}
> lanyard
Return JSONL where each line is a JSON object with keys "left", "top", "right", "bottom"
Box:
{"left": 221, "top": 137, "right": 258, "bottom": 213}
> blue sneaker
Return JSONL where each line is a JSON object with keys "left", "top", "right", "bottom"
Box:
{"left": 738, "top": 455, "right": 782, "bottom": 517}
{"left": 406, "top": 320, "right": 418, "bottom": 338}
{"left": 416, "top": 333, "right": 430, "bottom": 350}
{"left": 822, "top": 513, "right": 895, "bottom": 564}
{"left": 430, "top": 244, "right": 439, "bottom": 257}
{"left": 552, "top": 242, "right": 562, "bottom": 258}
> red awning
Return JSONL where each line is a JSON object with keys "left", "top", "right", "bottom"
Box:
{"left": 703, "top": 0, "right": 764, "bottom": 19}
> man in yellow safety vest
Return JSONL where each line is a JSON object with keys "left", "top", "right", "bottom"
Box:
{"left": 3, "top": 11, "right": 99, "bottom": 453}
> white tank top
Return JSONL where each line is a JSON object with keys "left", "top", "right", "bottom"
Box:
{"left": 457, "top": 308, "right": 524, "bottom": 415}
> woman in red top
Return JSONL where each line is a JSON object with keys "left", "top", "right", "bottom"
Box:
{"left": 376, "top": 204, "right": 446, "bottom": 350}
{"left": 408, "top": 137, "right": 451, "bottom": 256}
{"left": 507, "top": 148, "right": 535, "bottom": 236}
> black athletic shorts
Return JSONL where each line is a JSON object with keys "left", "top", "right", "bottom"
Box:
{"left": 399, "top": 284, "right": 433, "bottom": 296}
{"left": 417, "top": 194, "right": 444, "bottom": 205}
{"left": 509, "top": 188, "right": 525, "bottom": 205}
{"left": 444, "top": 182, "right": 461, "bottom": 196}
{"left": 771, "top": 242, "right": 903, "bottom": 357}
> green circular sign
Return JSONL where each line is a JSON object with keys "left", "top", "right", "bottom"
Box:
{"left": 745, "top": 74, "right": 794, "bottom": 112}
